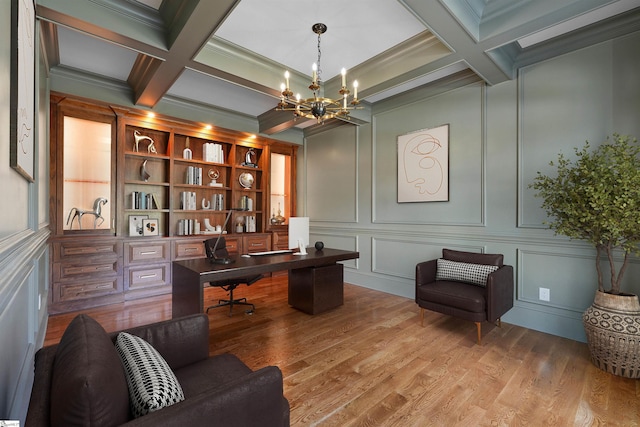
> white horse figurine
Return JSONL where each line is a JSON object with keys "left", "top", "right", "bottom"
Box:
{"left": 66, "top": 197, "right": 108, "bottom": 229}
{"left": 133, "top": 130, "right": 157, "bottom": 154}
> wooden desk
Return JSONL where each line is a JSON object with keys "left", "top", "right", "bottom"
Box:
{"left": 172, "top": 248, "right": 359, "bottom": 317}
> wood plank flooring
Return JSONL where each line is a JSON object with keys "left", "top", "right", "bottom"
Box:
{"left": 44, "top": 276, "right": 640, "bottom": 426}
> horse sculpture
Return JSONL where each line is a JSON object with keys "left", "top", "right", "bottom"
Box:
{"left": 133, "top": 130, "right": 157, "bottom": 154}
{"left": 66, "top": 197, "right": 108, "bottom": 230}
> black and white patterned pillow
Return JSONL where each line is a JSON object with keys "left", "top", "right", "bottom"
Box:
{"left": 436, "top": 258, "right": 499, "bottom": 287}
{"left": 115, "top": 332, "right": 185, "bottom": 418}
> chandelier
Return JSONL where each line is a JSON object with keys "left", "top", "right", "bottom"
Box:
{"left": 276, "top": 23, "right": 360, "bottom": 123}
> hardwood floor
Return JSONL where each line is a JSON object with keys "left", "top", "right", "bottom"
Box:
{"left": 44, "top": 277, "right": 640, "bottom": 426}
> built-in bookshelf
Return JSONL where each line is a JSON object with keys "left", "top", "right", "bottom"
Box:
{"left": 119, "top": 123, "right": 267, "bottom": 238}
{"left": 49, "top": 94, "right": 295, "bottom": 313}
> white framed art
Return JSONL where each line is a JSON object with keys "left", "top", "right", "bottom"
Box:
{"left": 397, "top": 124, "right": 449, "bottom": 203}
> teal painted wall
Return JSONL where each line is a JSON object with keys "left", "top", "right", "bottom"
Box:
{"left": 303, "top": 31, "right": 640, "bottom": 343}
{"left": 0, "top": 0, "right": 51, "bottom": 422}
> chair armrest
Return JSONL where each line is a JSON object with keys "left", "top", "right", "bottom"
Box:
{"left": 122, "top": 366, "right": 288, "bottom": 427}
{"left": 416, "top": 260, "right": 437, "bottom": 286}
{"left": 116, "top": 314, "right": 210, "bottom": 370}
{"left": 486, "top": 265, "right": 514, "bottom": 322}
{"left": 25, "top": 345, "right": 58, "bottom": 427}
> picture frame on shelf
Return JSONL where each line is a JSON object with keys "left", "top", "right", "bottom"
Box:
{"left": 142, "top": 218, "right": 159, "bottom": 236}
{"left": 129, "top": 214, "right": 148, "bottom": 236}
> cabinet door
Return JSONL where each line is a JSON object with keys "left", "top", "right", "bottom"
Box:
{"left": 267, "top": 143, "right": 297, "bottom": 231}
{"left": 51, "top": 97, "right": 117, "bottom": 235}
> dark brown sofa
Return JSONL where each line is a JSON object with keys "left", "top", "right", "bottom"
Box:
{"left": 415, "top": 249, "right": 514, "bottom": 344}
{"left": 25, "top": 313, "right": 289, "bottom": 426}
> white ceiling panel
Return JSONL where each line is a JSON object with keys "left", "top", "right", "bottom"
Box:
{"left": 57, "top": 26, "right": 139, "bottom": 82}
{"left": 215, "top": 0, "right": 427, "bottom": 80}
{"left": 168, "top": 69, "right": 277, "bottom": 117}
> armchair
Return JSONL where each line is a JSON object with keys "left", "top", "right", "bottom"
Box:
{"left": 415, "top": 249, "right": 514, "bottom": 345}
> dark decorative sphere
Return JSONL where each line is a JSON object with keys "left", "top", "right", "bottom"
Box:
{"left": 314, "top": 241, "right": 324, "bottom": 251}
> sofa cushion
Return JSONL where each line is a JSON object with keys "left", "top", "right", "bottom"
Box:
{"left": 417, "top": 280, "right": 486, "bottom": 313}
{"left": 116, "top": 332, "right": 185, "bottom": 418}
{"left": 174, "top": 353, "right": 252, "bottom": 397}
{"left": 436, "top": 258, "right": 498, "bottom": 287}
{"left": 50, "top": 314, "right": 130, "bottom": 427}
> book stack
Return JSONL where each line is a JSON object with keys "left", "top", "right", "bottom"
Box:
{"left": 245, "top": 215, "right": 256, "bottom": 232}
{"left": 131, "top": 192, "right": 158, "bottom": 210}
{"left": 203, "top": 143, "right": 224, "bottom": 163}
{"left": 177, "top": 219, "right": 198, "bottom": 235}
{"left": 185, "top": 166, "right": 203, "bottom": 185}
{"left": 180, "top": 191, "right": 197, "bottom": 210}
{"left": 211, "top": 194, "right": 224, "bottom": 211}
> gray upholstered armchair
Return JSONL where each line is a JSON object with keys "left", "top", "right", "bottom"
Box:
{"left": 415, "top": 249, "right": 514, "bottom": 345}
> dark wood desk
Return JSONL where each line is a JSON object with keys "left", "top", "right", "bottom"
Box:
{"left": 172, "top": 248, "right": 359, "bottom": 318}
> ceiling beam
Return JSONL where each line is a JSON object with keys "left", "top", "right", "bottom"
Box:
{"left": 130, "top": 0, "right": 239, "bottom": 107}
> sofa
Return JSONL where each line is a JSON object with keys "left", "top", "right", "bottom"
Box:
{"left": 415, "top": 248, "right": 514, "bottom": 344}
{"left": 25, "top": 313, "right": 290, "bottom": 426}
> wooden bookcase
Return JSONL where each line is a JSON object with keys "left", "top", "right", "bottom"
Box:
{"left": 49, "top": 94, "right": 296, "bottom": 313}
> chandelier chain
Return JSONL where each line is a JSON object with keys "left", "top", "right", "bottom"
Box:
{"left": 316, "top": 31, "right": 322, "bottom": 83}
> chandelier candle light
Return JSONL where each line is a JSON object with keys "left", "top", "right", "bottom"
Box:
{"left": 276, "top": 23, "right": 360, "bottom": 123}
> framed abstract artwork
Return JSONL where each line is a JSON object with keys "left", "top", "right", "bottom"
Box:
{"left": 10, "top": 0, "right": 36, "bottom": 182}
{"left": 397, "top": 124, "right": 449, "bottom": 203}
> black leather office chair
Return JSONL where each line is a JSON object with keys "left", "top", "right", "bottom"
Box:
{"left": 203, "top": 237, "right": 262, "bottom": 316}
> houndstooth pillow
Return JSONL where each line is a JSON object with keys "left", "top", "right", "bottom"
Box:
{"left": 116, "top": 332, "right": 185, "bottom": 418}
{"left": 436, "top": 258, "right": 499, "bottom": 287}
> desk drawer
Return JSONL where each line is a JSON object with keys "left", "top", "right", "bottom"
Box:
{"left": 125, "top": 240, "right": 170, "bottom": 264}
{"left": 244, "top": 235, "right": 271, "bottom": 253}
{"left": 53, "top": 239, "right": 121, "bottom": 262}
{"left": 53, "top": 260, "right": 119, "bottom": 281}
{"left": 174, "top": 239, "right": 206, "bottom": 260}
{"left": 125, "top": 264, "right": 170, "bottom": 290}
{"left": 54, "top": 278, "right": 121, "bottom": 302}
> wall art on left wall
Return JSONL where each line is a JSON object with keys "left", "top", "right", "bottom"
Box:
{"left": 10, "top": 0, "right": 36, "bottom": 182}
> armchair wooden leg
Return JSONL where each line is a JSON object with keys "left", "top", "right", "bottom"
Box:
{"left": 497, "top": 318, "right": 502, "bottom": 328}
{"left": 475, "top": 322, "right": 482, "bottom": 345}
{"left": 420, "top": 308, "right": 425, "bottom": 326}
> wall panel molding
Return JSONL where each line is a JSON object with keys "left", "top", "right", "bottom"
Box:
{"left": 371, "top": 83, "right": 487, "bottom": 226}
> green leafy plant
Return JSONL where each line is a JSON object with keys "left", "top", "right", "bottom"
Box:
{"left": 530, "top": 133, "right": 640, "bottom": 294}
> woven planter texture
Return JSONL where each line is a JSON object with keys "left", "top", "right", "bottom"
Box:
{"left": 583, "top": 291, "right": 640, "bottom": 378}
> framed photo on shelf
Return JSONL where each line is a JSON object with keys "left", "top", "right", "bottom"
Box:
{"left": 142, "top": 218, "right": 159, "bottom": 236}
{"left": 129, "top": 214, "right": 148, "bottom": 237}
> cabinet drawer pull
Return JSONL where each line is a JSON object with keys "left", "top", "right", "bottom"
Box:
{"left": 184, "top": 248, "right": 197, "bottom": 252}
{"left": 139, "top": 273, "right": 158, "bottom": 279}
{"left": 96, "top": 284, "right": 112, "bottom": 289}
{"left": 140, "top": 250, "right": 158, "bottom": 255}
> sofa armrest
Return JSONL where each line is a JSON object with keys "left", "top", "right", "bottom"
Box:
{"left": 115, "top": 314, "right": 209, "bottom": 370}
{"left": 486, "top": 265, "right": 514, "bottom": 322}
{"left": 122, "top": 366, "right": 288, "bottom": 427}
{"left": 25, "top": 345, "right": 58, "bottom": 427}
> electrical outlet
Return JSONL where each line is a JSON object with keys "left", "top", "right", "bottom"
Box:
{"left": 539, "top": 287, "right": 550, "bottom": 302}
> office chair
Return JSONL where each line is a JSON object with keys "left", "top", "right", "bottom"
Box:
{"left": 203, "top": 237, "right": 262, "bottom": 316}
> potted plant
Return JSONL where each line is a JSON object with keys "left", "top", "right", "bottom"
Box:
{"left": 531, "top": 133, "right": 640, "bottom": 378}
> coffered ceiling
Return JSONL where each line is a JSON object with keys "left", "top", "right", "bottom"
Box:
{"left": 36, "top": 0, "right": 640, "bottom": 136}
